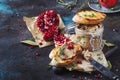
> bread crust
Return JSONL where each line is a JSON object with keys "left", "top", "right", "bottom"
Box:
{"left": 49, "top": 42, "right": 82, "bottom": 67}
{"left": 72, "top": 11, "right": 106, "bottom": 24}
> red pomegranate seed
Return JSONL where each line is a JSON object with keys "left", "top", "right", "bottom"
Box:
{"left": 95, "top": 74, "right": 102, "bottom": 79}
{"left": 29, "top": 45, "right": 35, "bottom": 49}
{"left": 39, "top": 42, "right": 43, "bottom": 45}
{"left": 19, "top": 24, "right": 22, "bottom": 27}
{"left": 72, "top": 74, "right": 77, "bottom": 78}
{"left": 77, "top": 60, "right": 82, "bottom": 64}
{"left": 35, "top": 53, "right": 41, "bottom": 57}
{"left": 66, "top": 38, "right": 71, "bottom": 43}
{"left": 79, "top": 77, "right": 84, "bottom": 80}
{"left": 18, "top": 21, "right": 22, "bottom": 27}
{"left": 67, "top": 45, "right": 74, "bottom": 50}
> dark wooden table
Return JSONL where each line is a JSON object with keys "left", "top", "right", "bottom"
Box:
{"left": 0, "top": 0, "right": 120, "bottom": 80}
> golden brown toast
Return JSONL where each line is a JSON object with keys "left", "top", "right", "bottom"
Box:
{"left": 72, "top": 11, "right": 106, "bottom": 24}
{"left": 49, "top": 42, "right": 82, "bottom": 67}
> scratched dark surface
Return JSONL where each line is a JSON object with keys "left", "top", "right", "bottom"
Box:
{"left": 0, "top": 0, "right": 120, "bottom": 80}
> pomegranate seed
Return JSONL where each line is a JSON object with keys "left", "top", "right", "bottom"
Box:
{"left": 19, "top": 23, "right": 22, "bottom": 27}
{"left": 29, "top": 45, "right": 34, "bottom": 49}
{"left": 67, "top": 45, "right": 74, "bottom": 50}
{"left": 79, "top": 77, "right": 84, "bottom": 80}
{"left": 95, "top": 74, "right": 102, "bottom": 79}
{"left": 77, "top": 60, "right": 82, "bottom": 64}
{"left": 35, "top": 53, "right": 41, "bottom": 57}
{"left": 66, "top": 38, "right": 71, "bottom": 43}
{"left": 39, "top": 42, "right": 43, "bottom": 45}
{"left": 72, "top": 74, "right": 77, "bottom": 78}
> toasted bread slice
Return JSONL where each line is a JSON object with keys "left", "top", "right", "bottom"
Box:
{"left": 49, "top": 42, "right": 82, "bottom": 67}
{"left": 23, "top": 14, "right": 65, "bottom": 48}
{"left": 72, "top": 11, "right": 106, "bottom": 24}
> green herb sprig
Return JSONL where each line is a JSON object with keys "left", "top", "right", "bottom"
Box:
{"left": 104, "top": 42, "right": 115, "bottom": 47}
{"left": 84, "top": 13, "right": 95, "bottom": 17}
{"left": 56, "top": 0, "right": 94, "bottom": 11}
{"left": 21, "top": 40, "right": 38, "bottom": 46}
{"left": 78, "top": 0, "right": 94, "bottom": 11}
{"left": 56, "top": 0, "right": 78, "bottom": 10}
{"left": 59, "top": 47, "right": 65, "bottom": 55}
{"left": 107, "top": 60, "right": 112, "bottom": 70}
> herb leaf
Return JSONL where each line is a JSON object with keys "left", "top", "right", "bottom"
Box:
{"left": 104, "top": 42, "right": 115, "bottom": 47}
{"left": 21, "top": 40, "right": 38, "bottom": 46}
{"left": 47, "top": 65, "right": 52, "bottom": 70}
{"left": 59, "top": 48, "right": 65, "bottom": 55}
{"left": 56, "top": 0, "right": 94, "bottom": 11}
{"left": 107, "top": 60, "right": 112, "bottom": 70}
{"left": 98, "top": 57, "right": 103, "bottom": 60}
{"left": 84, "top": 13, "right": 95, "bottom": 17}
{"left": 56, "top": 0, "right": 78, "bottom": 10}
{"left": 78, "top": 0, "right": 92, "bottom": 11}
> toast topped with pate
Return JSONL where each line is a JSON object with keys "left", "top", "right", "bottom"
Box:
{"left": 72, "top": 10, "right": 106, "bottom": 24}
{"left": 49, "top": 42, "right": 82, "bottom": 67}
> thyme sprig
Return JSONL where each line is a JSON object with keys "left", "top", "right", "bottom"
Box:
{"left": 104, "top": 42, "right": 115, "bottom": 47}
{"left": 56, "top": 0, "right": 94, "bottom": 11}
{"left": 56, "top": 0, "right": 78, "bottom": 10}
{"left": 78, "top": 0, "right": 94, "bottom": 11}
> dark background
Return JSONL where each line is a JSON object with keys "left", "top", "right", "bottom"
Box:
{"left": 0, "top": 0, "right": 120, "bottom": 80}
